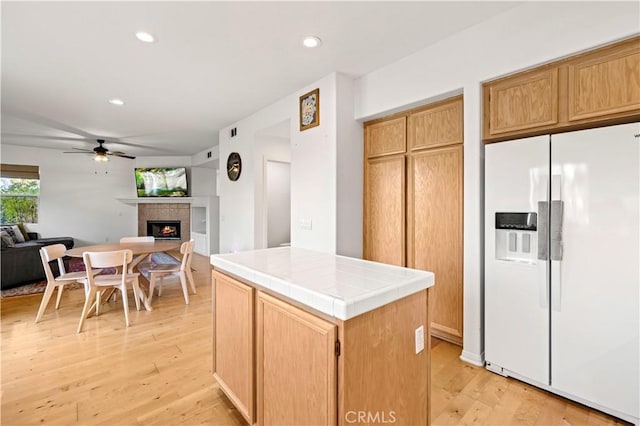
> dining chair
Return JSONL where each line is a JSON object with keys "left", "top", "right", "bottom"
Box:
{"left": 35, "top": 244, "right": 102, "bottom": 323}
{"left": 119, "top": 236, "right": 155, "bottom": 272}
{"left": 147, "top": 239, "right": 196, "bottom": 305}
{"left": 77, "top": 249, "right": 142, "bottom": 333}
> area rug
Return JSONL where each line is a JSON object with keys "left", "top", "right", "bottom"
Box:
{"left": 1, "top": 252, "right": 180, "bottom": 299}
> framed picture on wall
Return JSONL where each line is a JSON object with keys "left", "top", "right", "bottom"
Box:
{"left": 299, "top": 88, "right": 319, "bottom": 131}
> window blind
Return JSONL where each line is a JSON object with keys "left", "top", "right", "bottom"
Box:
{"left": 0, "top": 164, "right": 40, "bottom": 179}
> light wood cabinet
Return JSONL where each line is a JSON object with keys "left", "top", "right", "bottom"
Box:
{"left": 567, "top": 38, "right": 640, "bottom": 121}
{"left": 483, "top": 35, "right": 640, "bottom": 142}
{"left": 408, "top": 145, "right": 463, "bottom": 344}
{"left": 212, "top": 273, "right": 255, "bottom": 424}
{"left": 212, "top": 269, "right": 431, "bottom": 425}
{"left": 365, "top": 116, "right": 406, "bottom": 158}
{"left": 363, "top": 95, "right": 464, "bottom": 345}
{"left": 409, "top": 96, "right": 464, "bottom": 149}
{"left": 363, "top": 155, "right": 405, "bottom": 267}
{"left": 487, "top": 67, "right": 559, "bottom": 136}
{"left": 256, "top": 292, "right": 337, "bottom": 426}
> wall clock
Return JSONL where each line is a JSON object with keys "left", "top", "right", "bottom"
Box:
{"left": 227, "top": 152, "right": 242, "bottom": 181}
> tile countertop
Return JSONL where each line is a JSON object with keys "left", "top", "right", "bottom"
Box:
{"left": 210, "top": 247, "right": 434, "bottom": 321}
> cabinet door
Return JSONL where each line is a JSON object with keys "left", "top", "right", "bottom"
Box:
{"left": 408, "top": 145, "right": 463, "bottom": 344}
{"left": 488, "top": 67, "right": 559, "bottom": 136}
{"left": 212, "top": 271, "right": 254, "bottom": 424}
{"left": 364, "top": 116, "right": 406, "bottom": 158}
{"left": 409, "top": 95, "right": 463, "bottom": 150}
{"left": 567, "top": 37, "right": 640, "bottom": 121}
{"left": 256, "top": 292, "right": 337, "bottom": 426}
{"left": 363, "top": 155, "right": 405, "bottom": 267}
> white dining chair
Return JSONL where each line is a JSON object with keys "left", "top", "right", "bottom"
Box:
{"left": 147, "top": 239, "right": 196, "bottom": 305}
{"left": 77, "top": 249, "right": 142, "bottom": 333}
{"left": 35, "top": 244, "right": 102, "bottom": 323}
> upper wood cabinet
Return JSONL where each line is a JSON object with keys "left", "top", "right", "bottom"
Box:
{"left": 365, "top": 116, "right": 406, "bottom": 158}
{"left": 487, "top": 68, "right": 559, "bottom": 136}
{"left": 567, "top": 39, "right": 640, "bottom": 121}
{"left": 409, "top": 96, "right": 463, "bottom": 150}
{"left": 483, "top": 35, "right": 640, "bottom": 142}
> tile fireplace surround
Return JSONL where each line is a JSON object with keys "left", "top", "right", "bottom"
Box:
{"left": 137, "top": 203, "right": 190, "bottom": 243}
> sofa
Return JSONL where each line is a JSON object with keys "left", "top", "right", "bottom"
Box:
{"left": 1, "top": 225, "right": 75, "bottom": 290}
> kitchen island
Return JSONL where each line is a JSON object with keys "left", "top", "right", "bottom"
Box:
{"left": 211, "top": 247, "right": 435, "bottom": 426}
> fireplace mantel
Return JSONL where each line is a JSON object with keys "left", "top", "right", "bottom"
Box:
{"left": 117, "top": 197, "right": 209, "bottom": 207}
{"left": 117, "top": 197, "right": 195, "bottom": 204}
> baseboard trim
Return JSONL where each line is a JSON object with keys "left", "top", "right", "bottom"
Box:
{"left": 460, "top": 350, "right": 485, "bottom": 367}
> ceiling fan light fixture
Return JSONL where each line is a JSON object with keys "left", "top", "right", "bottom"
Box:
{"left": 94, "top": 153, "right": 109, "bottom": 162}
{"left": 135, "top": 31, "right": 156, "bottom": 43}
{"left": 108, "top": 98, "right": 125, "bottom": 106}
{"left": 302, "top": 36, "right": 322, "bottom": 48}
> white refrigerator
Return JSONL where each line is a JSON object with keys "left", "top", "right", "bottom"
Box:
{"left": 484, "top": 122, "right": 639, "bottom": 424}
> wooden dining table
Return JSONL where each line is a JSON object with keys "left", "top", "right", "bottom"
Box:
{"left": 66, "top": 240, "right": 181, "bottom": 311}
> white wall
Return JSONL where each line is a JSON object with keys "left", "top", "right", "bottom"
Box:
{"left": 219, "top": 73, "right": 353, "bottom": 254}
{"left": 191, "top": 166, "right": 220, "bottom": 254}
{"left": 336, "top": 73, "right": 363, "bottom": 258}
{"left": 254, "top": 134, "right": 291, "bottom": 249}
{"left": 266, "top": 161, "right": 291, "bottom": 248}
{"left": 1, "top": 144, "right": 137, "bottom": 245}
{"left": 353, "top": 2, "right": 640, "bottom": 365}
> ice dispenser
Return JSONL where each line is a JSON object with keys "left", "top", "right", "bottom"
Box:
{"left": 495, "top": 212, "right": 537, "bottom": 263}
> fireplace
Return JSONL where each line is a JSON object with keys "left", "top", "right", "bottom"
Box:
{"left": 147, "top": 220, "right": 181, "bottom": 240}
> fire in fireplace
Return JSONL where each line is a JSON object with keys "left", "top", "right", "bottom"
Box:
{"left": 147, "top": 220, "right": 181, "bottom": 240}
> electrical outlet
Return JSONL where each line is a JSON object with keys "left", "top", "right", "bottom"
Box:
{"left": 415, "top": 325, "right": 425, "bottom": 354}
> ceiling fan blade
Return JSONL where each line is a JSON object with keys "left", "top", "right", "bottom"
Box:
{"left": 110, "top": 153, "right": 136, "bottom": 159}
{"left": 62, "top": 151, "right": 92, "bottom": 154}
{"left": 3, "top": 109, "right": 96, "bottom": 139}
{"left": 1, "top": 133, "right": 90, "bottom": 143}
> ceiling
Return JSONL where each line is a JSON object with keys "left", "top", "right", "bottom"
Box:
{"left": 1, "top": 1, "right": 519, "bottom": 158}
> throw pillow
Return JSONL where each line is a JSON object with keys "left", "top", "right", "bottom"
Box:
{"left": 0, "top": 225, "right": 25, "bottom": 243}
{"left": 16, "top": 223, "right": 30, "bottom": 241}
{"left": 0, "top": 230, "right": 15, "bottom": 248}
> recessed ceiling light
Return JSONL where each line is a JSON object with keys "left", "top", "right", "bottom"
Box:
{"left": 135, "top": 31, "right": 156, "bottom": 43}
{"left": 302, "top": 36, "right": 322, "bottom": 48}
{"left": 108, "top": 98, "right": 125, "bottom": 106}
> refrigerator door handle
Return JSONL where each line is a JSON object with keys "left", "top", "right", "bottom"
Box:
{"left": 550, "top": 200, "right": 564, "bottom": 261}
{"left": 550, "top": 174, "right": 563, "bottom": 311}
{"left": 537, "top": 201, "right": 549, "bottom": 261}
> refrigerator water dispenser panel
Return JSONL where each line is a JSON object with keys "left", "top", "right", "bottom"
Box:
{"left": 495, "top": 212, "right": 537, "bottom": 263}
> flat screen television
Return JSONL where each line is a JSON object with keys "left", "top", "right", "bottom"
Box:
{"left": 135, "top": 167, "right": 188, "bottom": 197}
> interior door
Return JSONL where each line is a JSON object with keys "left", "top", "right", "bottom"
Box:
{"left": 484, "top": 135, "right": 550, "bottom": 385}
{"left": 551, "top": 123, "right": 639, "bottom": 419}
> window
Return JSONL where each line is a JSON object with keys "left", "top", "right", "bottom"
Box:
{"left": 0, "top": 164, "right": 40, "bottom": 224}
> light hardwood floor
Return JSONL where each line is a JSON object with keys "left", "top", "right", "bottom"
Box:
{"left": 1, "top": 253, "right": 628, "bottom": 425}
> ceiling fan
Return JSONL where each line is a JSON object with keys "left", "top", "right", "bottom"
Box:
{"left": 63, "top": 139, "right": 136, "bottom": 161}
